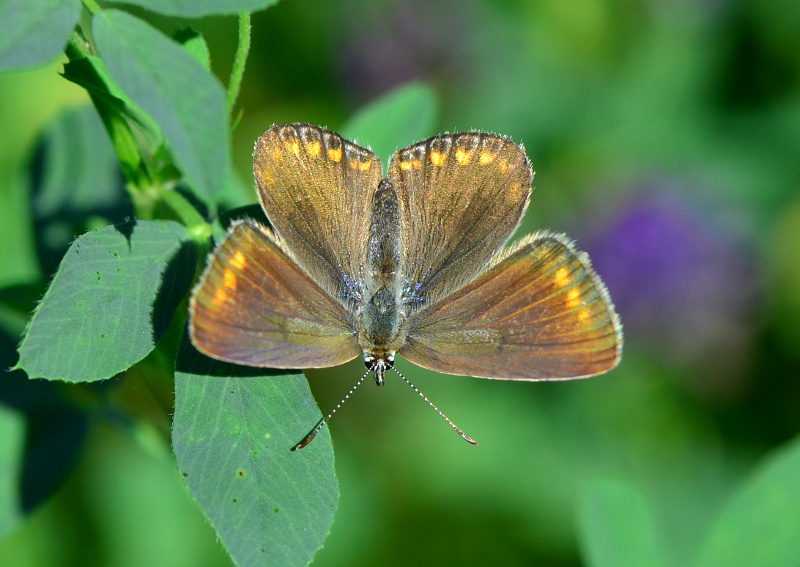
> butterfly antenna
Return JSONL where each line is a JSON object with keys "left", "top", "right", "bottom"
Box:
{"left": 293, "top": 369, "right": 370, "bottom": 450}
{"left": 391, "top": 367, "right": 478, "bottom": 446}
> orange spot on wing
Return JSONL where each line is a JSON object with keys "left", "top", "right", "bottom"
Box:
{"left": 455, "top": 149, "right": 473, "bottom": 165}
{"left": 286, "top": 140, "right": 301, "bottom": 157}
{"left": 306, "top": 141, "right": 321, "bottom": 158}
{"left": 348, "top": 159, "right": 372, "bottom": 172}
{"left": 231, "top": 251, "right": 247, "bottom": 270}
{"left": 430, "top": 150, "right": 446, "bottom": 166}
{"left": 328, "top": 147, "right": 342, "bottom": 162}
{"left": 566, "top": 287, "right": 581, "bottom": 308}
{"left": 554, "top": 267, "right": 570, "bottom": 287}
{"left": 578, "top": 309, "right": 590, "bottom": 322}
{"left": 213, "top": 287, "right": 228, "bottom": 305}
{"left": 479, "top": 150, "right": 495, "bottom": 165}
{"left": 399, "top": 159, "right": 421, "bottom": 170}
{"left": 224, "top": 269, "right": 237, "bottom": 290}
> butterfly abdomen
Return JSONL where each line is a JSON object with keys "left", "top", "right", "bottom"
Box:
{"left": 360, "top": 179, "right": 405, "bottom": 353}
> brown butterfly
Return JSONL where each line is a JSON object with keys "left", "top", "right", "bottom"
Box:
{"left": 189, "top": 124, "right": 622, "bottom": 447}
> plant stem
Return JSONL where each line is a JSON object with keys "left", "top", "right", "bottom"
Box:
{"left": 160, "top": 190, "right": 212, "bottom": 244}
{"left": 81, "top": 0, "right": 102, "bottom": 15}
{"left": 64, "top": 31, "right": 145, "bottom": 188}
{"left": 66, "top": 29, "right": 92, "bottom": 59}
{"left": 227, "top": 12, "right": 251, "bottom": 118}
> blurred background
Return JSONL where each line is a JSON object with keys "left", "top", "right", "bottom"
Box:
{"left": 1, "top": 0, "right": 800, "bottom": 565}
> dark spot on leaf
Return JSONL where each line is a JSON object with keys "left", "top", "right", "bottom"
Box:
{"left": 274, "top": 508, "right": 279, "bottom": 513}
{"left": 237, "top": 469, "right": 246, "bottom": 478}
{"left": 182, "top": 472, "right": 188, "bottom": 477}
{"left": 232, "top": 498, "right": 237, "bottom": 503}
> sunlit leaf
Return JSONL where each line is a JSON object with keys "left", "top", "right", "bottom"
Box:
{"left": 0, "top": 0, "right": 80, "bottom": 70}
{"left": 93, "top": 10, "right": 230, "bottom": 202}
{"left": 694, "top": 435, "right": 800, "bottom": 567}
{"left": 112, "top": 0, "right": 279, "bottom": 18}
{"left": 16, "top": 220, "right": 196, "bottom": 382}
{"left": 173, "top": 336, "right": 338, "bottom": 567}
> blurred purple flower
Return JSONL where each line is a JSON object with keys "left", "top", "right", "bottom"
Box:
{"left": 584, "top": 186, "right": 762, "bottom": 400}
{"left": 335, "top": 0, "right": 473, "bottom": 102}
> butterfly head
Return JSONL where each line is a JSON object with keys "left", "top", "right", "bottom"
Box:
{"left": 363, "top": 351, "right": 395, "bottom": 387}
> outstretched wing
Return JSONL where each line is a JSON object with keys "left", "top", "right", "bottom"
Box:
{"left": 254, "top": 124, "right": 383, "bottom": 303}
{"left": 400, "top": 233, "right": 622, "bottom": 380}
{"left": 190, "top": 220, "right": 361, "bottom": 368}
{"left": 388, "top": 132, "right": 532, "bottom": 307}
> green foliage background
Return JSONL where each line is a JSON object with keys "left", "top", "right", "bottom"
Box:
{"left": 2, "top": 0, "right": 800, "bottom": 566}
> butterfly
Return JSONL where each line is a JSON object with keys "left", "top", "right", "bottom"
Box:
{"left": 189, "top": 124, "right": 622, "bottom": 447}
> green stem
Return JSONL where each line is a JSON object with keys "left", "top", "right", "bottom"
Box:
{"left": 99, "top": 107, "right": 145, "bottom": 184}
{"left": 64, "top": 31, "right": 145, "bottom": 188}
{"left": 160, "top": 190, "right": 212, "bottom": 244}
{"left": 227, "top": 12, "right": 251, "bottom": 118}
{"left": 81, "top": 0, "right": 102, "bottom": 15}
{"left": 66, "top": 29, "right": 92, "bottom": 59}
{"left": 68, "top": 0, "right": 211, "bottom": 240}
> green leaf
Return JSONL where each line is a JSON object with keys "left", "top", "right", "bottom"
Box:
{"left": 173, "top": 27, "right": 211, "bottom": 70}
{"left": 0, "top": 0, "right": 81, "bottom": 70}
{"left": 93, "top": 10, "right": 230, "bottom": 202}
{"left": 31, "top": 106, "right": 125, "bottom": 219}
{"left": 0, "top": 403, "right": 25, "bottom": 538}
{"left": 29, "top": 105, "right": 132, "bottom": 277}
{"left": 112, "top": 0, "right": 278, "bottom": 17}
{"left": 16, "top": 220, "right": 196, "bottom": 382}
{"left": 341, "top": 81, "right": 439, "bottom": 165}
{"left": 173, "top": 336, "right": 338, "bottom": 567}
{"left": 62, "top": 55, "right": 164, "bottom": 152}
{"left": 578, "top": 480, "right": 665, "bottom": 567}
{"left": 694, "top": 435, "right": 800, "bottom": 567}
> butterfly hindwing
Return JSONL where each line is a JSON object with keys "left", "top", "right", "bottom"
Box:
{"left": 190, "top": 220, "right": 361, "bottom": 368}
{"left": 400, "top": 233, "right": 622, "bottom": 380}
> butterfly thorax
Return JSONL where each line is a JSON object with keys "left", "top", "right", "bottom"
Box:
{"left": 358, "top": 179, "right": 406, "bottom": 385}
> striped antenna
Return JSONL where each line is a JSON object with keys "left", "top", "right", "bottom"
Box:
{"left": 293, "top": 369, "right": 369, "bottom": 450}
{"left": 391, "top": 366, "right": 478, "bottom": 446}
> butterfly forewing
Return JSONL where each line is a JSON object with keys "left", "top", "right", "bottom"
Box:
{"left": 389, "top": 133, "right": 532, "bottom": 308}
{"left": 400, "top": 233, "right": 622, "bottom": 380}
{"left": 253, "top": 124, "right": 383, "bottom": 301}
{"left": 190, "top": 220, "right": 360, "bottom": 368}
